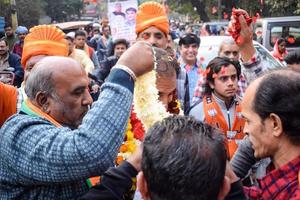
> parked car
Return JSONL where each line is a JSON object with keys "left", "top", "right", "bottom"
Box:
{"left": 254, "top": 16, "right": 300, "bottom": 51}
{"left": 196, "top": 36, "right": 284, "bottom": 69}
{"left": 54, "top": 21, "right": 93, "bottom": 33}
{"left": 202, "top": 21, "right": 229, "bottom": 35}
{"left": 174, "top": 36, "right": 284, "bottom": 69}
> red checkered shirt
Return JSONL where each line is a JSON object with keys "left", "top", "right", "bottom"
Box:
{"left": 244, "top": 155, "right": 300, "bottom": 200}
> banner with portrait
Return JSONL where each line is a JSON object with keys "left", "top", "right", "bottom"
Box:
{"left": 107, "top": 0, "right": 138, "bottom": 42}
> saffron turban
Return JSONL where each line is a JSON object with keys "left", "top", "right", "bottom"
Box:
{"left": 21, "top": 25, "right": 68, "bottom": 68}
{"left": 135, "top": 1, "right": 169, "bottom": 36}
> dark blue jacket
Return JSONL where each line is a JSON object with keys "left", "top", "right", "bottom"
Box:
{"left": 7, "top": 53, "right": 24, "bottom": 87}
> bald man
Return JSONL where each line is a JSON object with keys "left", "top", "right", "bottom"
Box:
{"left": 0, "top": 42, "right": 154, "bottom": 199}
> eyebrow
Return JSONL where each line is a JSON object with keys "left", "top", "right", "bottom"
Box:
{"left": 218, "top": 73, "right": 237, "bottom": 77}
{"left": 72, "top": 86, "right": 87, "bottom": 93}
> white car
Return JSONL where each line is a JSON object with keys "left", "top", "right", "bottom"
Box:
{"left": 196, "top": 36, "right": 285, "bottom": 69}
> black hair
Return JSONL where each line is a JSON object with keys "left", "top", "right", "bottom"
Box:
{"left": 142, "top": 115, "right": 227, "bottom": 200}
{"left": 0, "top": 38, "right": 8, "bottom": 46}
{"left": 4, "top": 23, "right": 12, "bottom": 29}
{"left": 277, "top": 37, "right": 286, "bottom": 45}
{"left": 179, "top": 33, "right": 200, "bottom": 46}
{"left": 253, "top": 70, "right": 300, "bottom": 145}
{"left": 203, "top": 57, "right": 241, "bottom": 95}
{"left": 102, "top": 25, "right": 111, "bottom": 32}
{"left": 74, "top": 30, "right": 86, "bottom": 38}
{"left": 113, "top": 39, "right": 129, "bottom": 49}
{"left": 109, "top": 39, "right": 129, "bottom": 56}
{"left": 65, "top": 36, "right": 74, "bottom": 42}
{"left": 284, "top": 49, "right": 300, "bottom": 65}
{"left": 125, "top": 7, "right": 137, "bottom": 13}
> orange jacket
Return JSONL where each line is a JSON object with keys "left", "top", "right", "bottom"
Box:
{"left": 203, "top": 95, "right": 245, "bottom": 159}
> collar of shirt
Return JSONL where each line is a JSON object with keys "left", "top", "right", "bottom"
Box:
{"left": 250, "top": 155, "right": 300, "bottom": 199}
{"left": 180, "top": 62, "right": 198, "bottom": 72}
{"left": 212, "top": 93, "right": 237, "bottom": 110}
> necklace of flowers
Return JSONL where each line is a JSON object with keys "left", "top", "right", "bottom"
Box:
{"left": 116, "top": 118, "right": 141, "bottom": 165}
{"left": 133, "top": 47, "right": 171, "bottom": 131}
{"left": 116, "top": 47, "right": 182, "bottom": 165}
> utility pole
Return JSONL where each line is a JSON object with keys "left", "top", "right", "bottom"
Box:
{"left": 218, "top": 0, "right": 222, "bottom": 20}
{"left": 10, "top": 0, "right": 18, "bottom": 29}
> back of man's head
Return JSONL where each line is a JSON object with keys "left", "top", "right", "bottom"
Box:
{"left": 253, "top": 70, "right": 300, "bottom": 145}
{"left": 140, "top": 115, "right": 227, "bottom": 200}
{"left": 284, "top": 49, "right": 300, "bottom": 65}
{"left": 284, "top": 49, "right": 300, "bottom": 72}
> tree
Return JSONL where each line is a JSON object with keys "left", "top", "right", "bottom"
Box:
{"left": 16, "top": 0, "right": 44, "bottom": 27}
{"left": 263, "top": 0, "right": 300, "bottom": 16}
{"left": 43, "top": 0, "right": 83, "bottom": 22}
{"left": 0, "top": 0, "right": 43, "bottom": 28}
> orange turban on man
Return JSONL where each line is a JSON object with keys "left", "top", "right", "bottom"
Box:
{"left": 21, "top": 25, "right": 68, "bottom": 68}
{"left": 135, "top": 1, "right": 169, "bottom": 36}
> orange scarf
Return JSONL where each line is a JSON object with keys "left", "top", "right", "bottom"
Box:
{"left": 21, "top": 99, "right": 62, "bottom": 127}
{"left": 0, "top": 83, "right": 17, "bottom": 126}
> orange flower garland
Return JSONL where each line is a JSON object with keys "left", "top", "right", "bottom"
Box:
{"left": 116, "top": 118, "right": 141, "bottom": 165}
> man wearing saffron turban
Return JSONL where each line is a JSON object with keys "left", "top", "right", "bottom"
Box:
{"left": 135, "top": 1, "right": 190, "bottom": 114}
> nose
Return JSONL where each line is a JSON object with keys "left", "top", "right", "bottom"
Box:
{"left": 187, "top": 46, "right": 194, "bottom": 52}
{"left": 227, "top": 78, "right": 234, "bottom": 86}
{"left": 83, "top": 89, "right": 93, "bottom": 106}
{"left": 228, "top": 53, "right": 235, "bottom": 60}
{"left": 148, "top": 35, "right": 157, "bottom": 47}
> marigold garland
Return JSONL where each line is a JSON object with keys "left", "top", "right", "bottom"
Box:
{"left": 116, "top": 118, "right": 141, "bottom": 165}
{"left": 133, "top": 70, "right": 170, "bottom": 131}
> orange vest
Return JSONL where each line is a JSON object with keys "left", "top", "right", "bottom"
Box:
{"left": 203, "top": 95, "right": 245, "bottom": 159}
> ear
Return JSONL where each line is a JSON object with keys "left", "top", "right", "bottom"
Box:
{"left": 269, "top": 113, "right": 283, "bottom": 137}
{"left": 218, "top": 176, "right": 231, "bottom": 200}
{"left": 35, "top": 91, "right": 51, "bottom": 114}
{"left": 137, "top": 172, "right": 150, "bottom": 200}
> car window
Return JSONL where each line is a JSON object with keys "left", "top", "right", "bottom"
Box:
{"left": 254, "top": 44, "right": 283, "bottom": 69}
{"left": 270, "top": 22, "right": 300, "bottom": 48}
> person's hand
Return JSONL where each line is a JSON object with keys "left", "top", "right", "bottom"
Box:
{"left": 127, "top": 143, "right": 143, "bottom": 172}
{"left": 228, "top": 9, "right": 256, "bottom": 62}
{"left": 91, "top": 83, "right": 100, "bottom": 94}
{"left": 236, "top": 9, "right": 253, "bottom": 48}
{"left": 116, "top": 41, "right": 154, "bottom": 77}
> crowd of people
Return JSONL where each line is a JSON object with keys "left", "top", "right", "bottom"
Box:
{"left": 0, "top": 1, "right": 300, "bottom": 199}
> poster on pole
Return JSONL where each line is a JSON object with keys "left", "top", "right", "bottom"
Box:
{"left": 107, "top": 0, "right": 138, "bottom": 42}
